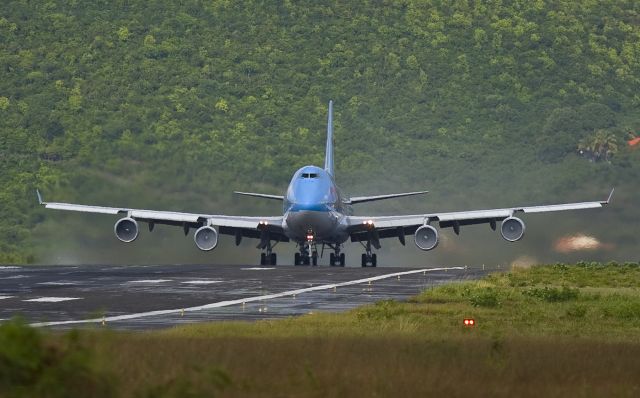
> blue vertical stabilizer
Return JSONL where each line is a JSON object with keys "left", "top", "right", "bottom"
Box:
{"left": 324, "top": 100, "right": 334, "bottom": 176}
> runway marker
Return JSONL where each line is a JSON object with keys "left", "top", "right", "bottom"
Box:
{"left": 25, "top": 297, "right": 81, "bottom": 303}
{"left": 128, "top": 279, "right": 172, "bottom": 284}
{"left": 241, "top": 267, "right": 276, "bottom": 271}
{"left": 5, "top": 275, "right": 28, "bottom": 279}
{"left": 30, "top": 267, "right": 464, "bottom": 328}
{"left": 181, "top": 280, "right": 222, "bottom": 285}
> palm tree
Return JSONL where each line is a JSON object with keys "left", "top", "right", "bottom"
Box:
{"left": 578, "top": 130, "right": 618, "bottom": 162}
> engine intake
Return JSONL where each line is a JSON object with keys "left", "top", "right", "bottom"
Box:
{"left": 414, "top": 225, "right": 439, "bottom": 251}
{"left": 114, "top": 217, "right": 139, "bottom": 242}
{"left": 194, "top": 226, "right": 219, "bottom": 251}
{"left": 501, "top": 217, "right": 525, "bottom": 242}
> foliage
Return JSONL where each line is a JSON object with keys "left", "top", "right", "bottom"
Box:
{"left": 1, "top": 1, "right": 639, "bottom": 262}
{"left": 578, "top": 129, "right": 620, "bottom": 162}
{"left": 522, "top": 285, "right": 580, "bottom": 302}
{"left": 0, "top": 319, "right": 112, "bottom": 398}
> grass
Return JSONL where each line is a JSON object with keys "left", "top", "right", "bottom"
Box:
{"left": 1, "top": 262, "right": 639, "bottom": 397}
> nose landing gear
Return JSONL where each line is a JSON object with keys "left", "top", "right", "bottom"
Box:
{"left": 294, "top": 247, "right": 318, "bottom": 266}
{"left": 295, "top": 235, "right": 318, "bottom": 266}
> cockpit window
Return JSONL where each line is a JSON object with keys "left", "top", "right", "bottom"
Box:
{"left": 301, "top": 173, "right": 319, "bottom": 179}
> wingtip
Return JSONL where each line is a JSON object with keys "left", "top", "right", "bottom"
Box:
{"left": 605, "top": 188, "right": 615, "bottom": 204}
{"left": 36, "top": 189, "right": 43, "bottom": 205}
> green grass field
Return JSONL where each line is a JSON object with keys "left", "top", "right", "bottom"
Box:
{"left": 2, "top": 263, "right": 639, "bottom": 397}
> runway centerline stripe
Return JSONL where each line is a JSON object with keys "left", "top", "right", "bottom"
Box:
{"left": 30, "top": 267, "right": 464, "bottom": 328}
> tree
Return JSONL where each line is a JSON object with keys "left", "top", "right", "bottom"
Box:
{"left": 578, "top": 129, "right": 619, "bottom": 162}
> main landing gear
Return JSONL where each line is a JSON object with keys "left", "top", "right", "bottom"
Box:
{"left": 360, "top": 240, "right": 377, "bottom": 267}
{"left": 258, "top": 237, "right": 278, "bottom": 266}
{"left": 328, "top": 244, "right": 345, "bottom": 267}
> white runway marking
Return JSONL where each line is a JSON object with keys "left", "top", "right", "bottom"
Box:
{"left": 30, "top": 267, "right": 464, "bottom": 327}
{"left": 0, "top": 296, "right": 14, "bottom": 300}
{"left": 37, "top": 281, "right": 76, "bottom": 286}
{"left": 127, "top": 279, "right": 172, "bottom": 284}
{"left": 4, "top": 275, "right": 28, "bottom": 279}
{"left": 181, "top": 280, "right": 222, "bottom": 285}
{"left": 241, "top": 267, "right": 276, "bottom": 271}
{"left": 0, "top": 266, "right": 21, "bottom": 270}
{"left": 25, "top": 297, "right": 82, "bottom": 303}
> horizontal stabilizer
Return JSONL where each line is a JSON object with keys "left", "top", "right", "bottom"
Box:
{"left": 234, "top": 191, "right": 285, "bottom": 201}
{"left": 345, "top": 190, "right": 429, "bottom": 205}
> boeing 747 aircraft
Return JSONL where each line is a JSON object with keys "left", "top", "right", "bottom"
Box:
{"left": 38, "top": 101, "right": 613, "bottom": 267}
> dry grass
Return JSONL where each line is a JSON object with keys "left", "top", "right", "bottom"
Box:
{"left": 89, "top": 335, "right": 640, "bottom": 397}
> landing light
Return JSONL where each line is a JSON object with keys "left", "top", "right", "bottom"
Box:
{"left": 306, "top": 234, "right": 314, "bottom": 241}
{"left": 363, "top": 220, "right": 374, "bottom": 226}
{"left": 463, "top": 318, "right": 476, "bottom": 327}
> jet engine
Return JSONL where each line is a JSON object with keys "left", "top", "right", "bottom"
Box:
{"left": 501, "top": 217, "right": 525, "bottom": 242}
{"left": 114, "top": 217, "right": 139, "bottom": 242}
{"left": 414, "top": 225, "right": 439, "bottom": 251}
{"left": 194, "top": 226, "right": 219, "bottom": 251}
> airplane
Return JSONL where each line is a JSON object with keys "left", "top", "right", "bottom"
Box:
{"left": 37, "top": 100, "right": 614, "bottom": 267}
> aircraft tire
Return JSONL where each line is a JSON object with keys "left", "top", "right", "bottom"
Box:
{"left": 361, "top": 254, "right": 367, "bottom": 267}
{"left": 270, "top": 253, "right": 277, "bottom": 266}
{"left": 294, "top": 252, "right": 301, "bottom": 266}
{"left": 260, "top": 253, "right": 266, "bottom": 266}
{"left": 329, "top": 253, "right": 335, "bottom": 266}
{"left": 371, "top": 254, "right": 377, "bottom": 267}
{"left": 340, "top": 253, "right": 346, "bottom": 267}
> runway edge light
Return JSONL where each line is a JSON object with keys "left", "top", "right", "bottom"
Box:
{"left": 463, "top": 318, "right": 476, "bottom": 327}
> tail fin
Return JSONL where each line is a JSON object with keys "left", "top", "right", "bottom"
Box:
{"left": 324, "top": 100, "right": 334, "bottom": 176}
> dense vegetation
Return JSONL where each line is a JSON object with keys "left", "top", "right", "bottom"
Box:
{"left": 1, "top": 263, "right": 639, "bottom": 396}
{"left": 1, "top": 1, "right": 639, "bottom": 263}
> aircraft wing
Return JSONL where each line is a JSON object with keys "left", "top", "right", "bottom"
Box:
{"left": 347, "top": 189, "right": 614, "bottom": 244}
{"left": 344, "top": 190, "right": 429, "bottom": 205}
{"left": 37, "top": 191, "right": 286, "bottom": 242}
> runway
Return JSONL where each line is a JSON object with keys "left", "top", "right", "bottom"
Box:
{"left": 0, "top": 264, "right": 487, "bottom": 330}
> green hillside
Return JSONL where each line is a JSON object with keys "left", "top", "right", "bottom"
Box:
{"left": 1, "top": 0, "right": 639, "bottom": 264}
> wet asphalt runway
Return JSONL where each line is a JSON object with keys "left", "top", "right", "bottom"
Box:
{"left": 0, "top": 264, "right": 487, "bottom": 330}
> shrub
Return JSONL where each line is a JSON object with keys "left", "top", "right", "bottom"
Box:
{"left": 0, "top": 319, "right": 113, "bottom": 398}
{"left": 468, "top": 288, "right": 501, "bottom": 308}
{"left": 523, "top": 286, "right": 579, "bottom": 302}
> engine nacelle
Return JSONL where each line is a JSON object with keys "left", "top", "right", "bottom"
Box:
{"left": 414, "top": 225, "right": 439, "bottom": 251}
{"left": 501, "top": 217, "right": 525, "bottom": 242}
{"left": 114, "top": 217, "right": 139, "bottom": 243}
{"left": 194, "top": 226, "right": 219, "bottom": 251}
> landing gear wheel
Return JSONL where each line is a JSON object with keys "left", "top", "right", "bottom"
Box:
{"left": 312, "top": 251, "right": 318, "bottom": 266}
{"left": 361, "top": 253, "right": 367, "bottom": 267}
{"left": 303, "top": 256, "right": 310, "bottom": 266}
{"left": 270, "top": 253, "right": 277, "bottom": 266}
{"left": 371, "top": 253, "right": 377, "bottom": 267}
{"left": 329, "top": 253, "right": 335, "bottom": 266}
{"left": 294, "top": 252, "right": 301, "bottom": 266}
{"left": 339, "top": 253, "right": 346, "bottom": 267}
{"left": 260, "top": 253, "right": 266, "bottom": 266}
